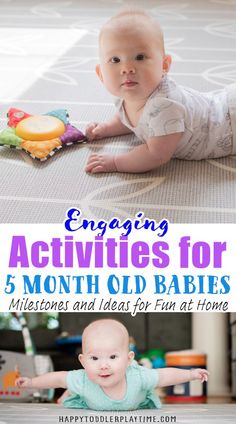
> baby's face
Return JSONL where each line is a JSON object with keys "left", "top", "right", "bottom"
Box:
{"left": 97, "top": 21, "right": 171, "bottom": 104}
{"left": 79, "top": 329, "right": 133, "bottom": 391}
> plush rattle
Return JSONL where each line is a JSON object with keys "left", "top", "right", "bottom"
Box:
{"left": 0, "top": 108, "right": 86, "bottom": 161}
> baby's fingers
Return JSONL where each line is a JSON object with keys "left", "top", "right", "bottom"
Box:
{"left": 85, "top": 155, "right": 100, "bottom": 172}
{"left": 203, "top": 372, "right": 209, "bottom": 382}
{"left": 86, "top": 154, "right": 100, "bottom": 165}
{"left": 85, "top": 123, "right": 98, "bottom": 140}
{"left": 85, "top": 155, "right": 108, "bottom": 173}
{"left": 15, "top": 377, "right": 25, "bottom": 387}
{"left": 200, "top": 370, "right": 209, "bottom": 382}
{"left": 90, "top": 165, "right": 104, "bottom": 174}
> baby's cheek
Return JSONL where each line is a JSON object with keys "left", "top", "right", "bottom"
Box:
{"left": 115, "top": 362, "right": 127, "bottom": 375}
{"left": 85, "top": 367, "right": 98, "bottom": 382}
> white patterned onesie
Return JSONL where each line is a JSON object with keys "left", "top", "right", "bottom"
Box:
{"left": 115, "top": 76, "right": 236, "bottom": 160}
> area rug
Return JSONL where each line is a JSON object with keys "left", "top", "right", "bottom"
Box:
{"left": 1, "top": 402, "right": 236, "bottom": 424}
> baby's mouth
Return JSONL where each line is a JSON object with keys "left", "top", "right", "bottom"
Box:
{"left": 122, "top": 80, "right": 138, "bottom": 87}
{"left": 99, "top": 374, "right": 111, "bottom": 378}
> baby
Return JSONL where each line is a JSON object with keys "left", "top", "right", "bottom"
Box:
{"left": 85, "top": 8, "right": 236, "bottom": 174}
{"left": 16, "top": 319, "right": 209, "bottom": 410}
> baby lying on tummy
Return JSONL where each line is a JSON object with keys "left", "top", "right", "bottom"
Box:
{"left": 16, "top": 319, "right": 209, "bottom": 410}
{"left": 85, "top": 7, "right": 236, "bottom": 174}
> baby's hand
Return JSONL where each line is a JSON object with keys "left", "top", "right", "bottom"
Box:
{"left": 15, "top": 376, "right": 32, "bottom": 388}
{"left": 86, "top": 122, "right": 110, "bottom": 141}
{"left": 85, "top": 154, "right": 117, "bottom": 173}
{"left": 190, "top": 368, "right": 209, "bottom": 383}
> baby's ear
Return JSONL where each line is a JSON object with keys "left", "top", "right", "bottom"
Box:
{"left": 78, "top": 353, "right": 84, "bottom": 367}
{"left": 163, "top": 55, "right": 172, "bottom": 74}
{"left": 96, "top": 64, "right": 103, "bottom": 82}
{"left": 128, "top": 351, "right": 135, "bottom": 364}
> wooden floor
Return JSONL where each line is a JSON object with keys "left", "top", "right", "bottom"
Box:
{"left": 0, "top": 403, "right": 236, "bottom": 424}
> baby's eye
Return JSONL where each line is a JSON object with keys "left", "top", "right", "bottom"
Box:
{"left": 110, "top": 355, "right": 117, "bottom": 359}
{"left": 136, "top": 54, "right": 145, "bottom": 61}
{"left": 91, "top": 356, "right": 98, "bottom": 361}
{"left": 110, "top": 56, "right": 120, "bottom": 63}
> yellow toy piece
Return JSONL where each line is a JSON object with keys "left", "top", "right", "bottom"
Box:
{"left": 21, "top": 138, "right": 62, "bottom": 159}
{"left": 15, "top": 115, "right": 65, "bottom": 141}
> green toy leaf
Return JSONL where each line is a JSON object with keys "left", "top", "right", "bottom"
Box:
{"left": 0, "top": 127, "right": 22, "bottom": 146}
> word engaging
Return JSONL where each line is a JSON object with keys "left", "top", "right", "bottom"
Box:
{"left": 64, "top": 209, "right": 168, "bottom": 237}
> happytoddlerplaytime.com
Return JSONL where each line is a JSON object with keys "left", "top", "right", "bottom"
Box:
{"left": 0, "top": 208, "right": 235, "bottom": 314}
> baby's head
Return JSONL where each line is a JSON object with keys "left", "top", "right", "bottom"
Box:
{"left": 79, "top": 319, "right": 134, "bottom": 389}
{"left": 99, "top": 8, "right": 165, "bottom": 53}
{"left": 96, "top": 8, "right": 171, "bottom": 101}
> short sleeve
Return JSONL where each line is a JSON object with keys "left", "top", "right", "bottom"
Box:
{"left": 138, "top": 365, "right": 159, "bottom": 391}
{"left": 66, "top": 370, "right": 84, "bottom": 395}
{"left": 147, "top": 98, "right": 186, "bottom": 138}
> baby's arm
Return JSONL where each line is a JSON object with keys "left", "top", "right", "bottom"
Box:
{"left": 86, "top": 113, "right": 132, "bottom": 140}
{"left": 15, "top": 371, "right": 68, "bottom": 390}
{"left": 86, "top": 132, "right": 182, "bottom": 173}
{"left": 157, "top": 368, "right": 209, "bottom": 388}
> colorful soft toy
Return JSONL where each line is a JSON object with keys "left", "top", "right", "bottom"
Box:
{"left": 139, "top": 349, "right": 166, "bottom": 369}
{"left": 0, "top": 108, "right": 86, "bottom": 161}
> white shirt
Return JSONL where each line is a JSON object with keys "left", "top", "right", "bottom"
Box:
{"left": 115, "top": 76, "right": 233, "bottom": 160}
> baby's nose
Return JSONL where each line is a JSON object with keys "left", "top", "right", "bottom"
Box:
{"left": 120, "top": 62, "right": 135, "bottom": 75}
{"left": 100, "top": 360, "right": 109, "bottom": 369}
